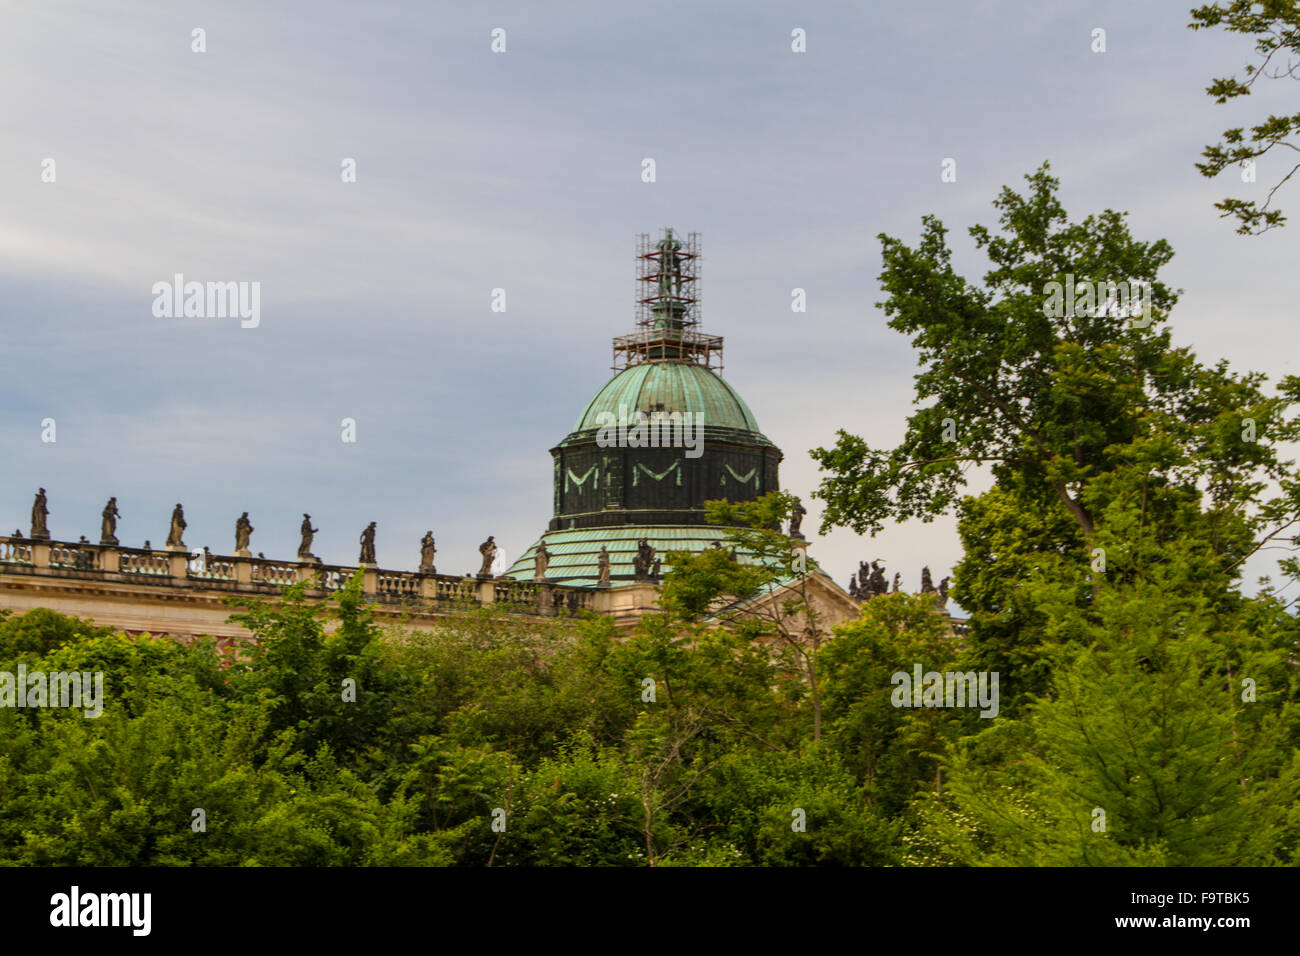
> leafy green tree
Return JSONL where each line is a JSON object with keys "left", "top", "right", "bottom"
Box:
{"left": 228, "top": 573, "right": 426, "bottom": 782}
{"left": 1191, "top": 0, "right": 1300, "bottom": 233}
{"left": 821, "top": 592, "right": 973, "bottom": 815}
{"left": 906, "top": 570, "right": 1300, "bottom": 866}
{"left": 659, "top": 490, "right": 833, "bottom": 739}
{"left": 0, "top": 607, "right": 117, "bottom": 659}
{"left": 686, "top": 746, "right": 899, "bottom": 866}
{"left": 384, "top": 609, "right": 635, "bottom": 766}
{"left": 811, "top": 164, "right": 1300, "bottom": 702}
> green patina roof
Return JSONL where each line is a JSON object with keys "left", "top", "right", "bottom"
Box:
{"left": 571, "top": 362, "right": 767, "bottom": 436}
{"left": 505, "top": 525, "right": 749, "bottom": 586}
{"left": 504, "top": 525, "right": 829, "bottom": 597}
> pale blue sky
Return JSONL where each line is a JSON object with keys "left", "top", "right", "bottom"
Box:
{"left": 2, "top": 1, "right": 1297, "bottom": 605}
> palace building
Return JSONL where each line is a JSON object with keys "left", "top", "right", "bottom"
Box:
{"left": 0, "top": 229, "right": 892, "bottom": 642}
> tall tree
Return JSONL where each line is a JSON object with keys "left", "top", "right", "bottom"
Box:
{"left": 811, "top": 164, "right": 1300, "bottom": 698}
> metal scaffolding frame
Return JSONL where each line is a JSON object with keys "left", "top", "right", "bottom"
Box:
{"left": 615, "top": 229, "right": 722, "bottom": 370}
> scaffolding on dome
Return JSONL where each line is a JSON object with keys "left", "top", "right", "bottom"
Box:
{"left": 613, "top": 229, "right": 723, "bottom": 370}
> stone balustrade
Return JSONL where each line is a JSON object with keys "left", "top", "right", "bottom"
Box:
{"left": 190, "top": 554, "right": 236, "bottom": 581}
{"left": 314, "top": 566, "right": 353, "bottom": 592}
{"left": 377, "top": 569, "right": 421, "bottom": 599}
{"left": 0, "top": 539, "right": 33, "bottom": 565}
{"left": 431, "top": 576, "right": 478, "bottom": 602}
{"left": 0, "top": 534, "right": 607, "bottom": 619}
{"left": 119, "top": 548, "right": 171, "bottom": 576}
{"left": 49, "top": 543, "right": 95, "bottom": 570}
{"left": 249, "top": 559, "right": 299, "bottom": 587}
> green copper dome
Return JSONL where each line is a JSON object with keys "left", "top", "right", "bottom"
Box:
{"left": 535, "top": 228, "right": 783, "bottom": 538}
{"left": 572, "top": 362, "right": 769, "bottom": 438}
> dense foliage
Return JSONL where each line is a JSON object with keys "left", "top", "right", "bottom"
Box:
{"left": 0, "top": 579, "right": 925, "bottom": 866}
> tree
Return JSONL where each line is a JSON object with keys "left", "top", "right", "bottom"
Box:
{"left": 810, "top": 164, "right": 1300, "bottom": 701}
{"left": 227, "top": 572, "right": 423, "bottom": 780}
{"left": 820, "top": 592, "right": 973, "bottom": 816}
{"left": 658, "top": 490, "right": 833, "bottom": 740}
{"left": 905, "top": 566, "right": 1300, "bottom": 866}
{"left": 1191, "top": 0, "right": 1300, "bottom": 234}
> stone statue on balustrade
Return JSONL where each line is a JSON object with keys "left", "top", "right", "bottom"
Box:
{"left": 298, "top": 514, "right": 319, "bottom": 561}
{"left": 936, "top": 576, "right": 950, "bottom": 611}
{"left": 597, "top": 546, "right": 610, "bottom": 586}
{"left": 478, "top": 535, "right": 498, "bottom": 577}
{"left": 234, "top": 512, "right": 254, "bottom": 554}
{"left": 848, "top": 573, "right": 860, "bottom": 600}
{"left": 359, "top": 522, "right": 377, "bottom": 565}
{"left": 892, "top": 572, "right": 901, "bottom": 593}
{"left": 788, "top": 500, "right": 806, "bottom": 540}
{"left": 419, "top": 531, "right": 436, "bottom": 573}
{"left": 100, "top": 497, "right": 120, "bottom": 546}
{"left": 30, "top": 488, "right": 50, "bottom": 540}
{"left": 166, "top": 504, "right": 187, "bottom": 549}
{"left": 920, "top": 565, "right": 935, "bottom": 594}
{"left": 865, "top": 560, "right": 888, "bottom": 599}
{"left": 632, "top": 538, "right": 657, "bottom": 582}
{"left": 534, "top": 543, "right": 550, "bottom": 582}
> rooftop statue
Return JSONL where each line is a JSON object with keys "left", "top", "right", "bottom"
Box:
{"left": 166, "top": 504, "right": 186, "bottom": 549}
{"left": 100, "top": 497, "right": 120, "bottom": 546}
{"left": 359, "top": 522, "right": 377, "bottom": 565}
{"left": 234, "top": 512, "right": 254, "bottom": 553}
{"left": 788, "top": 500, "right": 806, "bottom": 539}
{"left": 30, "top": 488, "right": 49, "bottom": 540}
{"left": 936, "top": 576, "right": 951, "bottom": 610}
{"left": 298, "top": 514, "right": 319, "bottom": 560}
{"left": 478, "top": 536, "right": 498, "bottom": 577}
{"left": 632, "top": 538, "right": 657, "bottom": 581}
{"left": 419, "top": 532, "right": 436, "bottom": 574}
{"left": 865, "top": 560, "right": 888, "bottom": 599}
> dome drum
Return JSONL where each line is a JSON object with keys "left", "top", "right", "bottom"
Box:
{"left": 549, "top": 434, "right": 781, "bottom": 531}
